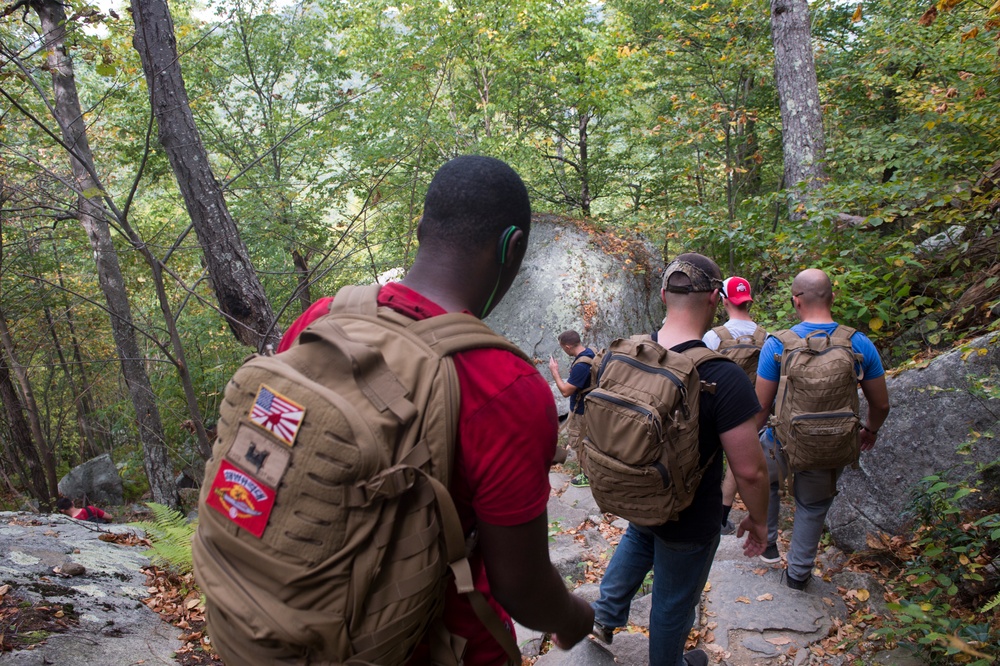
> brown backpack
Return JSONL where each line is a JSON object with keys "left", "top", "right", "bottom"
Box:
{"left": 192, "top": 284, "right": 524, "bottom": 666}
{"left": 711, "top": 324, "right": 767, "bottom": 385}
{"left": 770, "top": 326, "right": 864, "bottom": 472}
{"left": 580, "top": 336, "right": 726, "bottom": 526}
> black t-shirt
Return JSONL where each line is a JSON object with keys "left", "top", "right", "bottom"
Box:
{"left": 647, "top": 337, "right": 761, "bottom": 543}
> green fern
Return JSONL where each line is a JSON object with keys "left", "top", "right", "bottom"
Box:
{"left": 982, "top": 591, "right": 1000, "bottom": 614}
{"left": 128, "top": 502, "right": 197, "bottom": 574}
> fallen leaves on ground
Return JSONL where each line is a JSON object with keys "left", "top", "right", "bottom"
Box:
{"left": 0, "top": 586, "right": 78, "bottom": 652}
{"left": 142, "top": 566, "right": 222, "bottom": 665}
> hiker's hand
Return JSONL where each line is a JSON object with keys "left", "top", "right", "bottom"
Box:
{"left": 737, "top": 516, "right": 767, "bottom": 558}
{"left": 548, "top": 355, "right": 559, "bottom": 376}
{"left": 550, "top": 594, "right": 594, "bottom": 650}
{"left": 859, "top": 426, "right": 878, "bottom": 452}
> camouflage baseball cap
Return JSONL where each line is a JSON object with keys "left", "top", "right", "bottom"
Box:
{"left": 662, "top": 254, "right": 723, "bottom": 294}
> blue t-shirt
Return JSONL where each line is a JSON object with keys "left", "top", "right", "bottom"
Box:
{"left": 757, "top": 322, "right": 885, "bottom": 383}
{"left": 568, "top": 348, "right": 595, "bottom": 414}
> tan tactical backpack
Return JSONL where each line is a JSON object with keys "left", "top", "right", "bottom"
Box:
{"left": 711, "top": 324, "right": 767, "bottom": 385}
{"left": 580, "top": 336, "right": 726, "bottom": 526}
{"left": 192, "top": 284, "right": 524, "bottom": 666}
{"left": 770, "top": 326, "right": 864, "bottom": 472}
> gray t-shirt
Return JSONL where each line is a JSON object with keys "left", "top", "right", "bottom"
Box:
{"left": 702, "top": 319, "right": 760, "bottom": 351}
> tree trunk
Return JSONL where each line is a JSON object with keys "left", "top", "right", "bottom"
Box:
{"left": 0, "top": 345, "right": 51, "bottom": 504}
{"left": 0, "top": 308, "right": 57, "bottom": 496}
{"left": 292, "top": 249, "right": 313, "bottom": 313}
{"left": 32, "top": 0, "right": 179, "bottom": 508}
{"left": 734, "top": 75, "right": 762, "bottom": 199}
{"left": 130, "top": 0, "right": 280, "bottom": 351}
{"left": 53, "top": 249, "right": 110, "bottom": 459}
{"left": 770, "top": 0, "right": 827, "bottom": 205}
{"left": 578, "top": 111, "right": 591, "bottom": 217}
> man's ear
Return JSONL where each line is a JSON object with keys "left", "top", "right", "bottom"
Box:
{"left": 660, "top": 287, "right": 667, "bottom": 305}
{"left": 498, "top": 226, "right": 525, "bottom": 267}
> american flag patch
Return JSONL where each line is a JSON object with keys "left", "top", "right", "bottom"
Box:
{"left": 248, "top": 384, "right": 304, "bottom": 446}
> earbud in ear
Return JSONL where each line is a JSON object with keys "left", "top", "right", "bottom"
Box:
{"left": 497, "top": 225, "right": 520, "bottom": 265}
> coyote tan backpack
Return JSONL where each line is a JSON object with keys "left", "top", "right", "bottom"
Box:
{"left": 711, "top": 324, "right": 767, "bottom": 385}
{"left": 580, "top": 337, "right": 727, "bottom": 526}
{"left": 192, "top": 284, "right": 524, "bottom": 666}
{"left": 770, "top": 326, "right": 864, "bottom": 472}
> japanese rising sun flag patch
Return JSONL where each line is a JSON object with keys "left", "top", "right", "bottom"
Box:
{"left": 249, "top": 384, "right": 304, "bottom": 446}
{"left": 206, "top": 460, "right": 275, "bottom": 538}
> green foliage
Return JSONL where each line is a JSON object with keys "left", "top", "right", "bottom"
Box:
{"left": 871, "top": 459, "right": 1000, "bottom": 665}
{"left": 129, "top": 502, "right": 198, "bottom": 575}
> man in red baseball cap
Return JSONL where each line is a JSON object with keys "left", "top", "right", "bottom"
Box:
{"left": 703, "top": 275, "right": 767, "bottom": 536}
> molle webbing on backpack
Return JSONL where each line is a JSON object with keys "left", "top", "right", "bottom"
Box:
{"left": 580, "top": 338, "right": 726, "bottom": 526}
{"left": 192, "top": 284, "right": 525, "bottom": 666}
{"left": 712, "top": 324, "right": 766, "bottom": 385}
{"left": 770, "top": 326, "right": 864, "bottom": 472}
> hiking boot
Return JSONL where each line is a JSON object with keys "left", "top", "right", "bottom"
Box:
{"left": 786, "top": 572, "right": 809, "bottom": 591}
{"left": 570, "top": 473, "right": 590, "bottom": 488}
{"left": 683, "top": 648, "right": 709, "bottom": 666}
{"left": 759, "top": 543, "right": 780, "bottom": 563}
{"left": 720, "top": 519, "right": 735, "bottom": 536}
{"left": 591, "top": 620, "right": 614, "bottom": 645}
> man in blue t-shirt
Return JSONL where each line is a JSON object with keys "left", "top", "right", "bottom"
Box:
{"left": 754, "top": 268, "right": 891, "bottom": 590}
{"left": 548, "top": 330, "right": 595, "bottom": 484}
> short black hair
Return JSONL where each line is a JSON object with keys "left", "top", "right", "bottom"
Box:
{"left": 56, "top": 497, "right": 73, "bottom": 511}
{"left": 420, "top": 155, "right": 531, "bottom": 252}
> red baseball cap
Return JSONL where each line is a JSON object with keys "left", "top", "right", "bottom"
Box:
{"left": 722, "top": 277, "right": 753, "bottom": 305}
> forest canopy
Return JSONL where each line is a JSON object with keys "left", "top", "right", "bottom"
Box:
{"left": 0, "top": 0, "right": 997, "bottom": 504}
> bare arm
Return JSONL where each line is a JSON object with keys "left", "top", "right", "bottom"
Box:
{"left": 547, "top": 357, "right": 577, "bottom": 398}
{"left": 720, "top": 418, "right": 769, "bottom": 557}
{"left": 858, "top": 375, "right": 890, "bottom": 451}
{"left": 479, "top": 513, "right": 594, "bottom": 648}
{"left": 754, "top": 378, "right": 778, "bottom": 431}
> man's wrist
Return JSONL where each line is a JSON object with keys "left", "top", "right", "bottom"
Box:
{"left": 861, "top": 424, "right": 879, "bottom": 436}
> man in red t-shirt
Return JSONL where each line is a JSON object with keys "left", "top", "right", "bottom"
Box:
{"left": 278, "top": 156, "right": 593, "bottom": 664}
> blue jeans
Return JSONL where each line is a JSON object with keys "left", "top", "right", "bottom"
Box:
{"left": 762, "top": 429, "right": 842, "bottom": 581}
{"left": 592, "top": 524, "right": 720, "bottom": 666}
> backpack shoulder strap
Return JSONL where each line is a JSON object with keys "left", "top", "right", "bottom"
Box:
{"left": 712, "top": 325, "right": 733, "bottom": 342}
{"left": 409, "top": 314, "right": 531, "bottom": 364}
{"left": 751, "top": 325, "right": 767, "bottom": 346}
{"left": 681, "top": 346, "right": 730, "bottom": 395}
{"left": 573, "top": 355, "right": 594, "bottom": 368}
{"left": 831, "top": 325, "right": 857, "bottom": 343}
{"left": 328, "top": 283, "right": 381, "bottom": 316}
{"left": 831, "top": 325, "right": 865, "bottom": 381}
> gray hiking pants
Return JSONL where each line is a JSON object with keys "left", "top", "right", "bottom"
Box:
{"left": 761, "top": 429, "right": 842, "bottom": 582}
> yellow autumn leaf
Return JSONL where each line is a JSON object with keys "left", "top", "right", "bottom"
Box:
{"left": 961, "top": 27, "right": 979, "bottom": 42}
{"left": 856, "top": 589, "right": 870, "bottom": 602}
{"left": 869, "top": 317, "right": 884, "bottom": 332}
{"left": 960, "top": 554, "right": 970, "bottom": 565}
{"left": 735, "top": 596, "right": 751, "bottom": 604}
{"left": 851, "top": 3, "right": 862, "bottom": 22}
{"left": 990, "top": 0, "right": 1000, "bottom": 15}
{"left": 756, "top": 593, "right": 774, "bottom": 602}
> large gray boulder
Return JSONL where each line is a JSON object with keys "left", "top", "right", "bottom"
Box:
{"left": 57, "top": 453, "right": 123, "bottom": 506}
{"left": 828, "top": 331, "right": 1000, "bottom": 551}
{"left": 486, "top": 214, "right": 665, "bottom": 366}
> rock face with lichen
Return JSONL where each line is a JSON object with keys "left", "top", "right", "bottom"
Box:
{"left": 486, "top": 215, "right": 665, "bottom": 376}
{"left": 828, "top": 331, "right": 1000, "bottom": 551}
